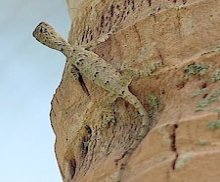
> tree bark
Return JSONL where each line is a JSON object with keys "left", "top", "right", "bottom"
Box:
{"left": 51, "top": 0, "right": 220, "bottom": 181}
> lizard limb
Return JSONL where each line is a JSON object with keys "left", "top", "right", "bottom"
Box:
{"left": 121, "top": 63, "right": 158, "bottom": 79}
{"left": 82, "top": 24, "right": 120, "bottom": 50}
{"left": 101, "top": 93, "right": 118, "bottom": 126}
{"left": 82, "top": 33, "right": 111, "bottom": 50}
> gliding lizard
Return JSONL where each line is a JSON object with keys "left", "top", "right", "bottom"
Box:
{"left": 33, "top": 22, "right": 152, "bottom": 181}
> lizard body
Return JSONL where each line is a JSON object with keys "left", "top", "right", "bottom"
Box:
{"left": 33, "top": 22, "right": 151, "bottom": 181}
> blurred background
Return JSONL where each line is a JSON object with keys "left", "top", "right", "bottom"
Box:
{"left": 0, "top": 0, "right": 70, "bottom": 181}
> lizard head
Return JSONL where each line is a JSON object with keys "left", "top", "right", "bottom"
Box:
{"left": 33, "top": 22, "right": 72, "bottom": 57}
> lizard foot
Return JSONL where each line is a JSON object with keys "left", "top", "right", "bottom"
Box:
{"left": 101, "top": 110, "right": 116, "bottom": 127}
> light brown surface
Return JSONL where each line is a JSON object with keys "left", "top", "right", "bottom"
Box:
{"left": 51, "top": 0, "right": 220, "bottom": 181}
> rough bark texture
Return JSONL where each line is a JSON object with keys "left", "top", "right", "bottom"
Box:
{"left": 51, "top": 0, "right": 220, "bottom": 181}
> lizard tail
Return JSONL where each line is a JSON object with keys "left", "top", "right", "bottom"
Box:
{"left": 116, "top": 90, "right": 150, "bottom": 181}
{"left": 122, "top": 90, "right": 150, "bottom": 138}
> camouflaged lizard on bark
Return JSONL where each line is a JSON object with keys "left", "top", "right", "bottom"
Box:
{"left": 33, "top": 22, "right": 152, "bottom": 182}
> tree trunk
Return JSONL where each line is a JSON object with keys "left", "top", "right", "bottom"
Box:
{"left": 51, "top": 0, "right": 220, "bottom": 181}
